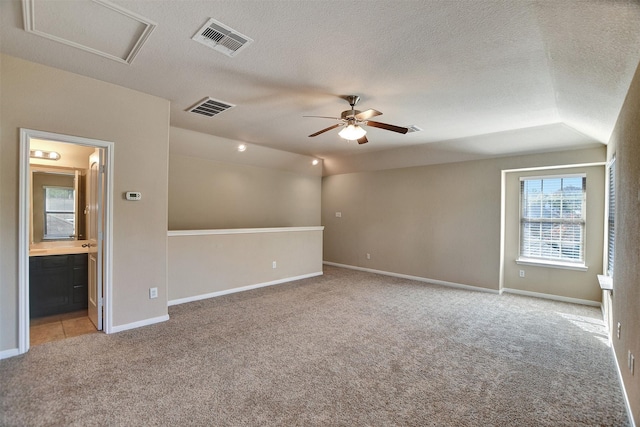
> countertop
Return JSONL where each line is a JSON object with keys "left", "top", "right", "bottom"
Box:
{"left": 29, "top": 240, "right": 91, "bottom": 257}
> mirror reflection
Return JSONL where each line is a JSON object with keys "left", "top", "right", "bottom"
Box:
{"left": 31, "top": 168, "right": 86, "bottom": 242}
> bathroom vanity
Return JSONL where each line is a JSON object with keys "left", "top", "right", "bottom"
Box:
{"left": 29, "top": 250, "right": 88, "bottom": 318}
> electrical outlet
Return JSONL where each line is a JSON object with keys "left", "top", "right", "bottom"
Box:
{"left": 335, "top": 212, "right": 342, "bottom": 218}
{"left": 366, "top": 253, "right": 371, "bottom": 260}
{"left": 617, "top": 322, "right": 621, "bottom": 339}
{"left": 519, "top": 270, "right": 525, "bottom": 278}
{"left": 149, "top": 287, "right": 158, "bottom": 299}
{"left": 272, "top": 261, "right": 277, "bottom": 269}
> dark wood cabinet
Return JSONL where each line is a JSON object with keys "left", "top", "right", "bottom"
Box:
{"left": 30, "top": 253, "right": 88, "bottom": 318}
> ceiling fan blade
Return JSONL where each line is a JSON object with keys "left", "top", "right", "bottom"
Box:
{"left": 357, "top": 135, "right": 368, "bottom": 144}
{"left": 303, "top": 115, "right": 341, "bottom": 120}
{"left": 355, "top": 109, "right": 382, "bottom": 120}
{"left": 309, "top": 124, "right": 341, "bottom": 137}
{"left": 365, "top": 120, "right": 409, "bottom": 134}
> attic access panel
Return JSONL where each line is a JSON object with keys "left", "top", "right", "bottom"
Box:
{"left": 22, "top": 0, "right": 156, "bottom": 64}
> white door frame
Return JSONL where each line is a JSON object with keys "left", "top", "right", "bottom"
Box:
{"left": 18, "top": 128, "right": 114, "bottom": 354}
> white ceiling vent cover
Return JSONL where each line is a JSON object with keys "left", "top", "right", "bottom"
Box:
{"left": 192, "top": 18, "right": 253, "bottom": 57}
{"left": 187, "top": 97, "right": 236, "bottom": 117}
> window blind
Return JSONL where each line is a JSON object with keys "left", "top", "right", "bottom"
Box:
{"left": 520, "top": 175, "right": 586, "bottom": 263}
{"left": 607, "top": 159, "right": 616, "bottom": 275}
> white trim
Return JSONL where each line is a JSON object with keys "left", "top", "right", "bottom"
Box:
{"left": 323, "top": 262, "right": 499, "bottom": 294}
{"left": 22, "top": 0, "right": 156, "bottom": 65}
{"left": 501, "top": 288, "right": 600, "bottom": 307}
{"left": 110, "top": 314, "right": 170, "bottom": 334}
{"left": 502, "top": 162, "right": 606, "bottom": 174}
{"left": 611, "top": 342, "right": 637, "bottom": 427}
{"left": 519, "top": 172, "right": 586, "bottom": 181}
{"left": 168, "top": 272, "right": 324, "bottom": 306}
{"left": 0, "top": 348, "right": 21, "bottom": 360}
{"left": 499, "top": 169, "right": 507, "bottom": 292}
{"left": 516, "top": 258, "right": 588, "bottom": 272}
{"left": 102, "top": 144, "right": 115, "bottom": 334}
{"left": 18, "top": 136, "right": 30, "bottom": 354}
{"left": 168, "top": 226, "right": 324, "bottom": 237}
{"left": 18, "top": 128, "right": 114, "bottom": 353}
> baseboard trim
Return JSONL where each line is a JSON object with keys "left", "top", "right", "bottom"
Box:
{"left": 168, "top": 271, "right": 324, "bottom": 306}
{"left": 110, "top": 314, "right": 170, "bottom": 334}
{"left": 323, "top": 261, "right": 499, "bottom": 294}
{"left": 611, "top": 341, "right": 637, "bottom": 427}
{"left": 501, "top": 288, "right": 600, "bottom": 307}
{"left": 0, "top": 348, "right": 21, "bottom": 360}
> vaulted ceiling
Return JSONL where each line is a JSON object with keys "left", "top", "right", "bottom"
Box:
{"left": 2, "top": 0, "right": 640, "bottom": 167}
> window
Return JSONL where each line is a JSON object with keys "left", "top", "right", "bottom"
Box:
{"left": 606, "top": 158, "right": 616, "bottom": 276}
{"left": 519, "top": 175, "right": 586, "bottom": 265}
{"left": 43, "top": 186, "right": 75, "bottom": 239}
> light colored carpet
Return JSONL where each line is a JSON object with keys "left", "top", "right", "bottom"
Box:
{"left": 0, "top": 266, "right": 629, "bottom": 426}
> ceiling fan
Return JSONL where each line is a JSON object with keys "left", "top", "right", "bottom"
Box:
{"left": 305, "top": 95, "right": 409, "bottom": 144}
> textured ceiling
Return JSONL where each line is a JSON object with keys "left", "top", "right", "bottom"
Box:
{"left": 2, "top": 0, "right": 640, "bottom": 165}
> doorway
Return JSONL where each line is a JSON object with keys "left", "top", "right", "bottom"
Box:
{"left": 18, "top": 129, "right": 113, "bottom": 354}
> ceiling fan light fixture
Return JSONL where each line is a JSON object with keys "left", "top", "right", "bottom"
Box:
{"left": 338, "top": 124, "right": 366, "bottom": 141}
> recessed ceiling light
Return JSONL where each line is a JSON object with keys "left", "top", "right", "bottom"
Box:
{"left": 237, "top": 144, "right": 247, "bottom": 152}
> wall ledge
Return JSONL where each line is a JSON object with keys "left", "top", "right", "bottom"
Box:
{"left": 168, "top": 226, "right": 324, "bottom": 237}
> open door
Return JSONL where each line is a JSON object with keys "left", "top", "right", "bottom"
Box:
{"left": 87, "top": 149, "right": 104, "bottom": 330}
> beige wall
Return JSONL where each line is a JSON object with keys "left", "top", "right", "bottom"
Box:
{"left": 322, "top": 147, "right": 605, "bottom": 293}
{"left": 168, "top": 228, "right": 323, "bottom": 303}
{"left": 503, "top": 166, "right": 605, "bottom": 302}
{"left": 607, "top": 60, "right": 640, "bottom": 424}
{"left": 1, "top": 54, "right": 170, "bottom": 352}
{"left": 169, "top": 153, "right": 321, "bottom": 230}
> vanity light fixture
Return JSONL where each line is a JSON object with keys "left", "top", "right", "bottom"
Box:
{"left": 30, "top": 149, "right": 60, "bottom": 161}
{"left": 312, "top": 159, "right": 319, "bottom": 166}
{"left": 237, "top": 144, "right": 247, "bottom": 152}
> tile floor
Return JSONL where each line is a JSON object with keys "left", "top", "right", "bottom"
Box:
{"left": 30, "top": 310, "right": 97, "bottom": 346}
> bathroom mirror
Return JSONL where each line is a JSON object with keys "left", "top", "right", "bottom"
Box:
{"left": 31, "top": 166, "right": 86, "bottom": 243}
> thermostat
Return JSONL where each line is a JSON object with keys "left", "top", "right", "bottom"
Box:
{"left": 125, "top": 191, "right": 142, "bottom": 201}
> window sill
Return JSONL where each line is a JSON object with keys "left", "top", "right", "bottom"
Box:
{"left": 597, "top": 274, "right": 613, "bottom": 291}
{"left": 516, "top": 258, "right": 588, "bottom": 272}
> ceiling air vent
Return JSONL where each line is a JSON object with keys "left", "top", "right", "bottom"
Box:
{"left": 187, "top": 97, "right": 235, "bottom": 118}
{"left": 192, "top": 18, "right": 253, "bottom": 57}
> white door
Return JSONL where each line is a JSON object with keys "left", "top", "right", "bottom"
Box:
{"left": 87, "top": 149, "right": 103, "bottom": 330}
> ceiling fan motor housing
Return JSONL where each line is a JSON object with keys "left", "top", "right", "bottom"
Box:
{"left": 341, "top": 110, "right": 362, "bottom": 120}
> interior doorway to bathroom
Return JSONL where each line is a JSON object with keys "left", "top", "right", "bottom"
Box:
{"left": 18, "top": 129, "right": 114, "bottom": 354}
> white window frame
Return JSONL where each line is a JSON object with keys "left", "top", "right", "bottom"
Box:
{"left": 605, "top": 157, "right": 616, "bottom": 277}
{"left": 517, "top": 173, "right": 588, "bottom": 271}
{"left": 42, "top": 185, "right": 76, "bottom": 240}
